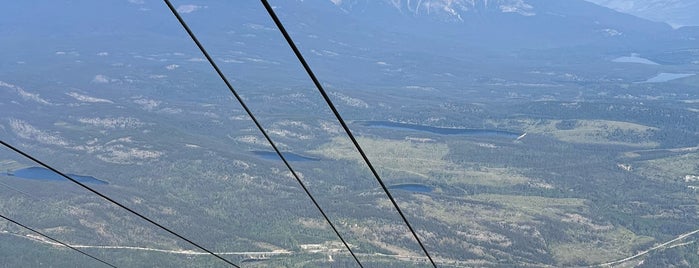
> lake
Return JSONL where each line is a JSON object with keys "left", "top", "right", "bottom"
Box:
{"left": 644, "top": 73, "right": 695, "bottom": 83}
{"left": 3, "top": 167, "right": 108, "bottom": 185}
{"left": 361, "top": 121, "right": 522, "bottom": 139}
{"left": 388, "top": 183, "right": 433, "bottom": 193}
{"left": 251, "top": 151, "right": 321, "bottom": 161}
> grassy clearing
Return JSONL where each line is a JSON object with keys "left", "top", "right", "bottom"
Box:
{"left": 551, "top": 227, "right": 654, "bottom": 266}
{"left": 488, "top": 119, "right": 659, "bottom": 147}
{"left": 404, "top": 193, "right": 654, "bottom": 266}
{"left": 476, "top": 194, "right": 655, "bottom": 265}
{"left": 310, "top": 137, "right": 532, "bottom": 186}
{"left": 633, "top": 152, "right": 699, "bottom": 182}
{"left": 469, "top": 194, "right": 587, "bottom": 218}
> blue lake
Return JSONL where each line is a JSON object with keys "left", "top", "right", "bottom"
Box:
{"left": 644, "top": 73, "right": 695, "bottom": 83}
{"left": 3, "top": 167, "right": 108, "bottom": 185}
{"left": 361, "top": 121, "right": 522, "bottom": 139}
{"left": 389, "top": 183, "right": 433, "bottom": 193}
{"left": 251, "top": 151, "right": 320, "bottom": 162}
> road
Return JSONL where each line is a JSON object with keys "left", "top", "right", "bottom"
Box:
{"left": 3, "top": 231, "right": 291, "bottom": 256}
{"left": 590, "top": 228, "right": 699, "bottom": 267}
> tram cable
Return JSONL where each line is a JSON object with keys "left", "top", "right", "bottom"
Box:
{"left": 163, "top": 1, "right": 364, "bottom": 266}
{"left": 0, "top": 140, "right": 239, "bottom": 267}
{"left": 259, "top": 1, "right": 438, "bottom": 266}
{"left": 0, "top": 212, "right": 117, "bottom": 268}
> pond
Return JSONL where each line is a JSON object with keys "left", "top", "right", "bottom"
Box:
{"left": 3, "top": 167, "right": 108, "bottom": 185}
{"left": 361, "top": 121, "right": 522, "bottom": 139}
{"left": 388, "top": 183, "right": 433, "bottom": 193}
{"left": 251, "top": 151, "right": 321, "bottom": 161}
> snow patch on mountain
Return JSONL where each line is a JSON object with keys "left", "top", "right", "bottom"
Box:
{"left": 498, "top": 1, "right": 535, "bottom": 16}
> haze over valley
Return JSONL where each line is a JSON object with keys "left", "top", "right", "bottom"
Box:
{"left": 1, "top": 0, "right": 698, "bottom": 267}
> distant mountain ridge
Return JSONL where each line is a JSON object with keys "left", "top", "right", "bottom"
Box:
{"left": 584, "top": 0, "right": 699, "bottom": 27}
{"left": 306, "top": 0, "right": 675, "bottom": 50}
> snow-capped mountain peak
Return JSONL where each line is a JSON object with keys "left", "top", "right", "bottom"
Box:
{"left": 329, "top": 0, "right": 536, "bottom": 21}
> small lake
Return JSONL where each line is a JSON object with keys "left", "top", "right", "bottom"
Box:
{"left": 2, "top": 167, "right": 108, "bottom": 185}
{"left": 388, "top": 183, "right": 433, "bottom": 193}
{"left": 361, "top": 121, "right": 522, "bottom": 139}
{"left": 251, "top": 151, "right": 320, "bottom": 162}
{"left": 644, "top": 73, "right": 695, "bottom": 83}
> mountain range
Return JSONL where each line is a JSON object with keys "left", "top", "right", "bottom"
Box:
{"left": 2, "top": 0, "right": 693, "bottom": 51}
{"left": 1, "top": 0, "right": 696, "bottom": 89}
{"left": 275, "top": 0, "right": 692, "bottom": 53}
{"left": 328, "top": 0, "right": 699, "bottom": 28}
